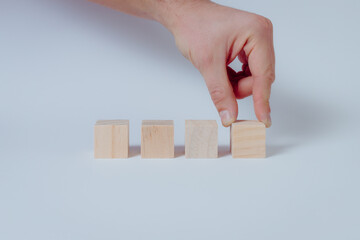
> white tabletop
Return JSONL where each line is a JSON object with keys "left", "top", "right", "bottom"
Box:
{"left": 1, "top": 0, "right": 359, "bottom": 239}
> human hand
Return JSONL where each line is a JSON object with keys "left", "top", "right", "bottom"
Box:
{"left": 158, "top": 1, "right": 275, "bottom": 127}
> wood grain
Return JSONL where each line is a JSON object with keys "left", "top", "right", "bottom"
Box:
{"left": 185, "top": 120, "right": 218, "bottom": 158}
{"left": 94, "top": 120, "right": 129, "bottom": 159}
{"left": 141, "top": 120, "right": 174, "bottom": 159}
{"left": 231, "top": 120, "right": 266, "bottom": 158}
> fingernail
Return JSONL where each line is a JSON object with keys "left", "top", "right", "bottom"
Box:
{"left": 261, "top": 113, "right": 272, "bottom": 128}
{"left": 219, "top": 110, "right": 235, "bottom": 127}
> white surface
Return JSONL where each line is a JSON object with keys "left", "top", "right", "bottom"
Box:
{"left": 1, "top": 0, "right": 360, "bottom": 239}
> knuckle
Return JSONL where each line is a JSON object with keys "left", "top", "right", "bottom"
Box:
{"left": 270, "top": 76, "right": 275, "bottom": 84}
{"left": 254, "top": 95, "right": 270, "bottom": 106}
{"left": 198, "top": 52, "right": 214, "bottom": 69}
{"left": 209, "top": 86, "right": 227, "bottom": 106}
{"left": 258, "top": 65, "right": 275, "bottom": 84}
{"left": 268, "top": 71, "right": 276, "bottom": 84}
{"left": 252, "top": 15, "right": 273, "bottom": 33}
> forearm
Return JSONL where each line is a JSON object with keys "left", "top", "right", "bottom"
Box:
{"left": 89, "top": 0, "right": 209, "bottom": 31}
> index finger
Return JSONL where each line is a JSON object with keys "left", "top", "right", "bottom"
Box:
{"left": 246, "top": 23, "right": 275, "bottom": 127}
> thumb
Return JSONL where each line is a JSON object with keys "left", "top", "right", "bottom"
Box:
{"left": 200, "top": 58, "right": 238, "bottom": 127}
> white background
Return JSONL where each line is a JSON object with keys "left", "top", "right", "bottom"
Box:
{"left": 1, "top": 0, "right": 360, "bottom": 239}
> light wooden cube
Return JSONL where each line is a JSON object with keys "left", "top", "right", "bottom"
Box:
{"left": 185, "top": 120, "right": 218, "bottom": 158}
{"left": 94, "top": 120, "right": 129, "bottom": 159}
{"left": 141, "top": 120, "right": 174, "bottom": 159}
{"left": 231, "top": 120, "right": 266, "bottom": 158}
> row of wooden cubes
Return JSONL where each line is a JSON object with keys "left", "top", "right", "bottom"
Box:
{"left": 94, "top": 120, "right": 266, "bottom": 159}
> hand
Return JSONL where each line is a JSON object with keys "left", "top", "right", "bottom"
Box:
{"left": 160, "top": 1, "right": 275, "bottom": 127}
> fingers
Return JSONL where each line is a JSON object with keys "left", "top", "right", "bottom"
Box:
{"left": 245, "top": 18, "right": 275, "bottom": 127}
{"left": 227, "top": 66, "right": 253, "bottom": 99}
{"left": 233, "top": 76, "right": 253, "bottom": 99}
{"left": 252, "top": 71, "right": 272, "bottom": 128}
{"left": 200, "top": 59, "right": 238, "bottom": 127}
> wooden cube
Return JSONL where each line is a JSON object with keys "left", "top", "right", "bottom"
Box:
{"left": 185, "top": 120, "right": 218, "bottom": 158}
{"left": 141, "top": 120, "right": 174, "bottom": 158}
{"left": 94, "top": 120, "right": 129, "bottom": 159}
{"left": 231, "top": 120, "right": 266, "bottom": 158}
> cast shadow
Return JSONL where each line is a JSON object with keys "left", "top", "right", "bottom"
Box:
{"left": 266, "top": 86, "right": 341, "bottom": 156}
{"left": 266, "top": 143, "right": 295, "bottom": 157}
{"left": 174, "top": 145, "right": 230, "bottom": 158}
{"left": 219, "top": 145, "right": 231, "bottom": 158}
{"left": 129, "top": 145, "right": 140, "bottom": 158}
{"left": 175, "top": 145, "right": 185, "bottom": 158}
{"left": 129, "top": 145, "right": 185, "bottom": 158}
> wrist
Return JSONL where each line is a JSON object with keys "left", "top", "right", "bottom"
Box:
{"left": 152, "top": 0, "right": 211, "bottom": 33}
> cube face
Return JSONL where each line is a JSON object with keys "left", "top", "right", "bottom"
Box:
{"left": 94, "top": 120, "right": 129, "bottom": 159}
{"left": 141, "top": 120, "right": 174, "bottom": 158}
{"left": 231, "top": 120, "right": 266, "bottom": 158}
{"left": 185, "top": 120, "right": 218, "bottom": 158}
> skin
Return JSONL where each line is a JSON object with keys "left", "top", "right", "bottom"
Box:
{"left": 90, "top": 0, "right": 275, "bottom": 127}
